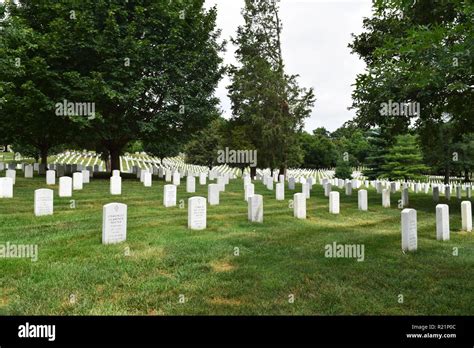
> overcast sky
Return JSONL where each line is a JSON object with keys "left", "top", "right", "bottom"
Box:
{"left": 204, "top": 0, "right": 373, "bottom": 133}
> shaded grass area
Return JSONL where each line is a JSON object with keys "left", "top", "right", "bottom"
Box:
{"left": 0, "top": 174, "right": 473, "bottom": 315}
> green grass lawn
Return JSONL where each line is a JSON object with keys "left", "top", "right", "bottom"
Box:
{"left": 0, "top": 173, "right": 473, "bottom": 315}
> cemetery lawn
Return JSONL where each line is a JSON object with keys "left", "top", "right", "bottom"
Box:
{"left": 0, "top": 176, "right": 473, "bottom": 315}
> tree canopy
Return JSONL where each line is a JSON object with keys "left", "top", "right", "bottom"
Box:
{"left": 0, "top": 0, "right": 224, "bottom": 171}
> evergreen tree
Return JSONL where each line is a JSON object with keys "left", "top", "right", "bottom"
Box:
{"left": 382, "top": 134, "right": 428, "bottom": 181}
{"left": 184, "top": 119, "right": 224, "bottom": 169}
{"left": 363, "top": 128, "right": 390, "bottom": 180}
{"left": 228, "top": 0, "right": 315, "bottom": 176}
{"left": 334, "top": 159, "right": 352, "bottom": 180}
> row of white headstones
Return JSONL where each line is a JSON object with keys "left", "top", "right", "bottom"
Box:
{"left": 1, "top": 165, "right": 472, "bottom": 251}
{"left": 108, "top": 171, "right": 473, "bottom": 248}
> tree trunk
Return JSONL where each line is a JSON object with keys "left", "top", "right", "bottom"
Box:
{"left": 250, "top": 166, "right": 257, "bottom": 178}
{"left": 40, "top": 147, "right": 48, "bottom": 167}
{"left": 444, "top": 166, "right": 450, "bottom": 185}
{"left": 464, "top": 169, "right": 470, "bottom": 183}
{"left": 109, "top": 148, "right": 121, "bottom": 172}
{"left": 279, "top": 164, "right": 287, "bottom": 177}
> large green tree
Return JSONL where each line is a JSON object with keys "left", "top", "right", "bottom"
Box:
{"left": 349, "top": 0, "right": 473, "bottom": 183}
{"left": 331, "top": 122, "right": 371, "bottom": 167}
{"left": 299, "top": 128, "right": 337, "bottom": 169}
{"left": 382, "top": 134, "right": 428, "bottom": 181}
{"left": 228, "top": 0, "right": 315, "bottom": 176}
{"left": 0, "top": 1, "right": 75, "bottom": 166}
{"left": 1, "top": 0, "right": 224, "bottom": 171}
{"left": 184, "top": 118, "right": 225, "bottom": 169}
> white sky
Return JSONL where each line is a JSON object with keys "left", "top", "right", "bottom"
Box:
{"left": 204, "top": 0, "right": 373, "bottom": 132}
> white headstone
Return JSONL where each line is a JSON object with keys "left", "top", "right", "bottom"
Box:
{"left": 82, "top": 170, "right": 90, "bottom": 184}
{"left": 433, "top": 186, "right": 440, "bottom": 202}
{"left": 244, "top": 183, "right": 254, "bottom": 202}
{"left": 73, "top": 172, "right": 83, "bottom": 190}
{"left": 112, "top": 170, "right": 121, "bottom": 177}
{"left": 276, "top": 183, "right": 284, "bottom": 201}
{"left": 293, "top": 193, "right": 306, "bottom": 219}
{"left": 401, "top": 208, "right": 417, "bottom": 252}
{"left": 302, "top": 183, "right": 310, "bottom": 199}
{"left": 163, "top": 184, "right": 177, "bottom": 207}
{"left": 345, "top": 182, "right": 352, "bottom": 196}
{"left": 351, "top": 179, "right": 359, "bottom": 189}
{"left": 188, "top": 196, "right": 207, "bottom": 230}
{"left": 390, "top": 182, "right": 397, "bottom": 193}
{"left": 415, "top": 183, "right": 421, "bottom": 193}
{"left": 165, "top": 170, "right": 172, "bottom": 182}
{"left": 208, "top": 184, "right": 220, "bottom": 205}
{"left": 376, "top": 182, "right": 382, "bottom": 194}
{"left": 46, "top": 170, "right": 56, "bottom": 185}
{"left": 6, "top": 169, "right": 16, "bottom": 185}
{"left": 436, "top": 204, "right": 450, "bottom": 241}
{"left": 110, "top": 176, "right": 122, "bottom": 195}
{"left": 186, "top": 176, "right": 196, "bottom": 193}
{"left": 358, "top": 189, "right": 368, "bottom": 211}
{"left": 199, "top": 172, "right": 207, "bottom": 185}
{"left": 34, "top": 189, "right": 54, "bottom": 216}
{"left": 56, "top": 165, "right": 65, "bottom": 177}
{"left": 242, "top": 175, "right": 249, "bottom": 186}
{"left": 445, "top": 185, "right": 451, "bottom": 200}
{"left": 0, "top": 177, "right": 13, "bottom": 198}
{"left": 461, "top": 201, "right": 472, "bottom": 232}
{"left": 338, "top": 179, "right": 344, "bottom": 189}
{"left": 402, "top": 188, "right": 409, "bottom": 207}
{"left": 173, "top": 172, "right": 180, "bottom": 186}
{"left": 248, "top": 194, "right": 263, "bottom": 223}
{"left": 143, "top": 172, "right": 152, "bottom": 187}
{"left": 139, "top": 169, "right": 146, "bottom": 182}
{"left": 382, "top": 189, "right": 390, "bottom": 208}
{"left": 329, "top": 191, "right": 340, "bottom": 214}
{"left": 217, "top": 176, "right": 226, "bottom": 192}
{"left": 324, "top": 183, "right": 331, "bottom": 197}
{"left": 102, "top": 203, "right": 127, "bottom": 244}
{"left": 59, "top": 177, "right": 72, "bottom": 197}
{"left": 266, "top": 178, "right": 273, "bottom": 190}
{"left": 456, "top": 185, "right": 462, "bottom": 200}
{"left": 24, "top": 164, "right": 33, "bottom": 178}
{"left": 288, "top": 177, "right": 295, "bottom": 190}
